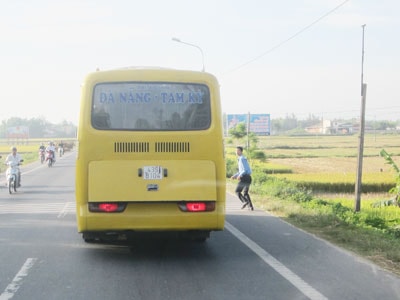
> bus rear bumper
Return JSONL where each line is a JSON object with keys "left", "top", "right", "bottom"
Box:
{"left": 81, "top": 229, "right": 212, "bottom": 243}
{"left": 76, "top": 201, "right": 225, "bottom": 240}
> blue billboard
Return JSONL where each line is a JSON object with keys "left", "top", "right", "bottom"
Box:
{"left": 226, "top": 113, "right": 270, "bottom": 136}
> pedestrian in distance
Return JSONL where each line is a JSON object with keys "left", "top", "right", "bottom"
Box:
{"left": 231, "top": 146, "right": 253, "bottom": 210}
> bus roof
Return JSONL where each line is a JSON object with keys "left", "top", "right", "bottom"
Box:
{"left": 83, "top": 67, "right": 219, "bottom": 85}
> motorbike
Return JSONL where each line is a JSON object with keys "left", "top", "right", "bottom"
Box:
{"left": 46, "top": 150, "right": 55, "bottom": 167}
{"left": 39, "top": 148, "right": 45, "bottom": 164}
{"left": 6, "top": 159, "right": 23, "bottom": 194}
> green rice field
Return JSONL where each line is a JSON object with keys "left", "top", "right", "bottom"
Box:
{"left": 253, "top": 134, "right": 400, "bottom": 196}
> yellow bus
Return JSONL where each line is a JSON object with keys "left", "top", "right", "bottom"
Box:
{"left": 75, "top": 67, "right": 226, "bottom": 242}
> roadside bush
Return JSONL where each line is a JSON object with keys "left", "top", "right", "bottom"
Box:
{"left": 226, "top": 157, "right": 237, "bottom": 178}
{"left": 364, "top": 216, "right": 388, "bottom": 230}
{"left": 331, "top": 202, "right": 351, "bottom": 216}
{"left": 294, "top": 181, "right": 395, "bottom": 194}
{"left": 256, "top": 176, "right": 400, "bottom": 238}
{"left": 251, "top": 166, "right": 268, "bottom": 185}
{"left": 388, "top": 225, "right": 400, "bottom": 238}
{"left": 254, "top": 177, "right": 313, "bottom": 203}
{"left": 251, "top": 150, "right": 267, "bottom": 162}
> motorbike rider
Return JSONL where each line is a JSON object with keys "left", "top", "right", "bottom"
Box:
{"left": 58, "top": 140, "right": 64, "bottom": 156}
{"left": 38, "top": 143, "right": 46, "bottom": 162}
{"left": 45, "top": 142, "right": 56, "bottom": 163}
{"left": 5, "top": 146, "right": 22, "bottom": 187}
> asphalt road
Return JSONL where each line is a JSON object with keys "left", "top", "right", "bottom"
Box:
{"left": 0, "top": 152, "right": 399, "bottom": 300}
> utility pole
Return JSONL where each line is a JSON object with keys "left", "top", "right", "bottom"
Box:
{"left": 355, "top": 24, "right": 367, "bottom": 212}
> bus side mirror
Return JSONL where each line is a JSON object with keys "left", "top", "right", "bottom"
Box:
{"left": 138, "top": 168, "right": 142, "bottom": 177}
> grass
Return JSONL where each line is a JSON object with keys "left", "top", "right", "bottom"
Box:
{"left": 258, "top": 134, "right": 399, "bottom": 150}
{"left": 258, "top": 135, "right": 400, "bottom": 158}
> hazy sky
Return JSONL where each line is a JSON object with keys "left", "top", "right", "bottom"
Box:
{"left": 1, "top": 0, "right": 399, "bottom": 124}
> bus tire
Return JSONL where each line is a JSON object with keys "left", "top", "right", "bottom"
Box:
{"left": 82, "top": 233, "right": 95, "bottom": 243}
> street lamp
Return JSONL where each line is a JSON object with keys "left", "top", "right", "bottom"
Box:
{"left": 172, "top": 37, "right": 205, "bottom": 72}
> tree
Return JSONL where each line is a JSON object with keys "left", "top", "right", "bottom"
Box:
{"left": 228, "top": 123, "right": 266, "bottom": 162}
{"left": 228, "top": 122, "right": 247, "bottom": 141}
{"left": 27, "top": 117, "right": 49, "bottom": 138}
{"left": 375, "top": 149, "right": 400, "bottom": 207}
{"left": 0, "top": 117, "right": 76, "bottom": 139}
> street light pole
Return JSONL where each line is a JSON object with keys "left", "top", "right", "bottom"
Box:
{"left": 172, "top": 37, "right": 205, "bottom": 72}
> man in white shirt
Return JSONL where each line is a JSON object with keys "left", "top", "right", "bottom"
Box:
{"left": 5, "top": 146, "right": 22, "bottom": 187}
{"left": 231, "top": 146, "right": 254, "bottom": 210}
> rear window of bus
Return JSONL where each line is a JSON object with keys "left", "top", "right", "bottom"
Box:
{"left": 91, "top": 82, "right": 211, "bottom": 131}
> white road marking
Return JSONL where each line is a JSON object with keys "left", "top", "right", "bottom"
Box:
{"left": 0, "top": 258, "right": 37, "bottom": 300}
{"left": 0, "top": 202, "right": 76, "bottom": 215}
{"left": 57, "top": 202, "right": 74, "bottom": 218}
{"left": 225, "top": 222, "right": 328, "bottom": 300}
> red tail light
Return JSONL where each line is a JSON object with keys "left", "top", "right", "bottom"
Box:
{"left": 187, "top": 202, "right": 206, "bottom": 211}
{"left": 89, "top": 202, "right": 126, "bottom": 213}
{"left": 178, "top": 202, "right": 215, "bottom": 212}
{"left": 99, "top": 203, "right": 119, "bottom": 212}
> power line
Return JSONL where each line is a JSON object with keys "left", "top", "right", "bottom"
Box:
{"left": 226, "top": 0, "right": 351, "bottom": 74}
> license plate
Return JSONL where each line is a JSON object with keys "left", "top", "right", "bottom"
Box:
{"left": 143, "top": 166, "right": 163, "bottom": 180}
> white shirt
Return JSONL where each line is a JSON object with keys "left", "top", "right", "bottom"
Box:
{"left": 46, "top": 145, "right": 56, "bottom": 152}
{"left": 5, "top": 153, "right": 22, "bottom": 166}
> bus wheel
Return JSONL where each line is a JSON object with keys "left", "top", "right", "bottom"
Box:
{"left": 82, "top": 234, "right": 96, "bottom": 243}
